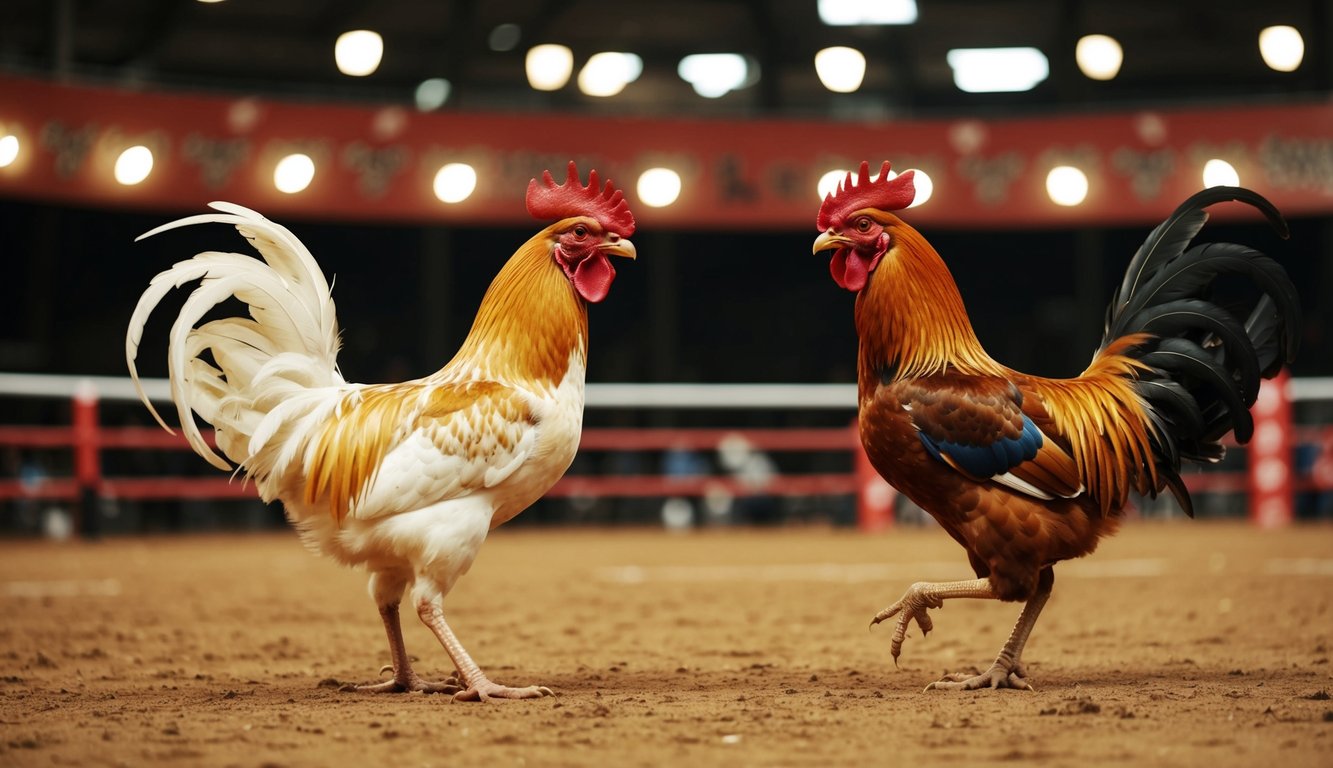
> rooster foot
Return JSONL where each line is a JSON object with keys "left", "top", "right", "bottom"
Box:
{"left": 451, "top": 677, "right": 555, "bottom": 703}
{"left": 870, "top": 582, "right": 943, "bottom": 665}
{"left": 346, "top": 665, "right": 462, "bottom": 694}
{"left": 924, "top": 662, "right": 1032, "bottom": 692}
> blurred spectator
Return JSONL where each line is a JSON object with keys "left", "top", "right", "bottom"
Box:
{"left": 661, "top": 440, "right": 709, "bottom": 529}
{"left": 717, "top": 433, "right": 779, "bottom": 526}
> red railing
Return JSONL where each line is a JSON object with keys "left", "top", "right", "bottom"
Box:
{"left": 2, "top": 376, "right": 1331, "bottom": 535}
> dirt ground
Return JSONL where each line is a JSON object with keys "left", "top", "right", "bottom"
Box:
{"left": 1, "top": 520, "right": 1330, "bottom": 768}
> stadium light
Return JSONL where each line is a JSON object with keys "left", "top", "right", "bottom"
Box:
{"left": 335, "top": 30, "right": 383, "bottom": 77}
{"left": 1046, "top": 166, "right": 1088, "bottom": 206}
{"left": 1202, "top": 158, "right": 1240, "bottom": 188}
{"left": 433, "top": 163, "right": 477, "bottom": 203}
{"left": 814, "top": 47, "right": 866, "bottom": 93}
{"left": 678, "top": 54, "right": 749, "bottom": 98}
{"left": 577, "top": 52, "right": 642, "bottom": 97}
{"left": 1076, "top": 34, "right": 1123, "bottom": 80}
{"left": 274, "top": 153, "right": 315, "bottom": 194}
{"left": 526, "top": 44, "right": 574, "bottom": 91}
{"left": 1258, "top": 26, "right": 1304, "bottom": 72}
{"left": 114, "top": 145, "right": 154, "bottom": 186}
{"left": 0, "top": 134, "right": 18, "bottom": 168}
{"left": 488, "top": 23, "right": 521, "bottom": 52}
{"left": 636, "top": 168, "right": 682, "bottom": 207}
{"left": 414, "top": 78, "right": 451, "bottom": 111}
{"left": 817, "top": 0, "right": 917, "bottom": 25}
{"left": 947, "top": 47, "right": 1048, "bottom": 92}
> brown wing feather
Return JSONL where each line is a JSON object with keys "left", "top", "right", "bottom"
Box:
{"left": 903, "top": 376, "right": 1085, "bottom": 501}
{"left": 1007, "top": 438, "right": 1082, "bottom": 498}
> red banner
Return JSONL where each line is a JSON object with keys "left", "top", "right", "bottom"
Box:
{"left": 2, "top": 74, "right": 1331, "bottom": 229}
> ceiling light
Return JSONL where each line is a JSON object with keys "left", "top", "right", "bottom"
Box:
{"left": 817, "top": 169, "right": 848, "bottom": 200}
{"left": 577, "top": 52, "right": 642, "bottom": 97}
{"left": 1202, "top": 159, "right": 1240, "bottom": 188}
{"left": 1258, "top": 25, "right": 1304, "bottom": 72}
{"left": 1046, "top": 166, "right": 1088, "bottom": 206}
{"left": 818, "top": 0, "right": 917, "bottom": 25}
{"left": 114, "top": 145, "right": 153, "bottom": 186}
{"left": 415, "top": 78, "right": 451, "bottom": 111}
{"left": 274, "top": 153, "right": 315, "bottom": 194}
{"left": 335, "top": 30, "right": 383, "bottom": 77}
{"left": 433, "top": 163, "right": 477, "bottom": 203}
{"left": 636, "top": 168, "right": 682, "bottom": 207}
{"left": 1075, "top": 34, "right": 1123, "bottom": 80}
{"left": 526, "top": 44, "right": 574, "bottom": 91}
{"left": 947, "top": 47, "right": 1048, "bottom": 93}
{"left": 488, "top": 23, "right": 521, "bottom": 52}
{"left": 0, "top": 134, "right": 19, "bottom": 168}
{"left": 814, "top": 47, "right": 866, "bottom": 93}
{"left": 678, "top": 54, "right": 749, "bottom": 98}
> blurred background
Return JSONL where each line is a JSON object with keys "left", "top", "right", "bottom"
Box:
{"left": 1, "top": 0, "right": 1330, "bottom": 536}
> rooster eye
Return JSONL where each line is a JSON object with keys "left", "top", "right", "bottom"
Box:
{"left": 855, "top": 217, "right": 872, "bottom": 233}
{"left": 573, "top": 225, "right": 588, "bottom": 239}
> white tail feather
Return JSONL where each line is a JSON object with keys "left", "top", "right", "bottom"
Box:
{"left": 127, "top": 203, "right": 346, "bottom": 492}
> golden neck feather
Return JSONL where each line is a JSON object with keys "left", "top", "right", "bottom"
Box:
{"left": 444, "top": 225, "right": 588, "bottom": 386}
{"left": 854, "top": 218, "right": 1003, "bottom": 383}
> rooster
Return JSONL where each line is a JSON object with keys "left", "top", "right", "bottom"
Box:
{"left": 813, "top": 161, "right": 1299, "bottom": 691}
{"left": 126, "top": 162, "right": 637, "bottom": 702}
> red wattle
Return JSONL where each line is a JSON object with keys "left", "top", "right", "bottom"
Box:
{"left": 572, "top": 252, "right": 615, "bottom": 303}
{"left": 830, "top": 248, "right": 870, "bottom": 292}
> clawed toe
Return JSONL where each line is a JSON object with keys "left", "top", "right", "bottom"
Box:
{"left": 870, "top": 583, "right": 944, "bottom": 664}
{"left": 924, "top": 663, "right": 1032, "bottom": 692}
{"left": 346, "top": 667, "right": 462, "bottom": 694}
{"left": 452, "top": 680, "right": 555, "bottom": 703}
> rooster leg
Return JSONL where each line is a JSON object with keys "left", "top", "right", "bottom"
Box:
{"left": 926, "top": 567, "right": 1055, "bottom": 692}
{"left": 416, "top": 597, "right": 554, "bottom": 703}
{"left": 353, "top": 572, "right": 460, "bottom": 694}
{"left": 871, "top": 578, "right": 995, "bottom": 664}
{"left": 352, "top": 601, "right": 463, "bottom": 694}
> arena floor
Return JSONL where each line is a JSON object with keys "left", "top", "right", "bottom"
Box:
{"left": 1, "top": 520, "right": 1331, "bottom": 767}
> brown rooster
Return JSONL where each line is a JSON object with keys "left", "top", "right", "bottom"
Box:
{"left": 813, "top": 161, "right": 1299, "bottom": 691}
{"left": 126, "top": 163, "right": 636, "bottom": 701}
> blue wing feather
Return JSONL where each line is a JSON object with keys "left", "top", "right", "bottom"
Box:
{"left": 918, "top": 413, "right": 1044, "bottom": 479}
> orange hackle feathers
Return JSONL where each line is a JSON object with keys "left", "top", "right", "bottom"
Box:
{"left": 855, "top": 216, "right": 1005, "bottom": 384}
{"left": 1027, "top": 335, "right": 1160, "bottom": 515}
{"left": 526, "top": 161, "right": 636, "bottom": 238}
{"left": 817, "top": 161, "right": 916, "bottom": 231}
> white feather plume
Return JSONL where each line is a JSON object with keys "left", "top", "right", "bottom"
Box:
{"left": 126, "top": 202, "right": 345, "bottom": 492}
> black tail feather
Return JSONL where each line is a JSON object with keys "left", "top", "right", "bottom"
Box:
{"left": 1134, "top": 337, "right": 1255, "bottom": 442}
{"left": 1101, "top": 186, "right": 1298, "bottom": 515}
{"left": 1245, "top": 294, "right": 1291, "bottom": 378}
{"left": 1109, "top": 185, "right": 1288, "bottom": 326}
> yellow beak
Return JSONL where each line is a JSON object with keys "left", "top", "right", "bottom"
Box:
{"left": 812, "top": 230, "right": 851, "bottom": 254}
{"left": 600, "top": 236, "right": 636, "bottom": 260}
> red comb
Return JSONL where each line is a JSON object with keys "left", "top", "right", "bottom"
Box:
{"left": 816, "top": 161, "right": 915, "bottom": 230}
{"left": 526, "top": 161, "right": 636, "bottom": 237}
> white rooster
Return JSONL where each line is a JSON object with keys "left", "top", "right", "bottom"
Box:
{"left": 126, "top": 163, "right": 637, "bottom": 701}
